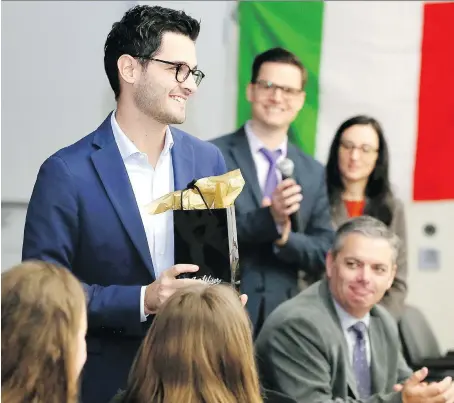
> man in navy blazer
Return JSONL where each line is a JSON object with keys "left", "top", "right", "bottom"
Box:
{"left": 212, "top": 48, "right": 334, "bottom": 336}
{"left": 22, "top": 6, "right": 226, "bottom": 403}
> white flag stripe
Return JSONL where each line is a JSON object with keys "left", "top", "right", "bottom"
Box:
{"left": 315, "top": 1, "right": 424, "bottom": 202}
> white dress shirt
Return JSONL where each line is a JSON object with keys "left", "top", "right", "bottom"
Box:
{"left": 333, "top": 298, "right": 371, "bottom": 365}
{"left": 244, "top": 120, "right": 288, "bottom": 193}
{"left": 111, "top": 112, "right": 175, "bottom": 322}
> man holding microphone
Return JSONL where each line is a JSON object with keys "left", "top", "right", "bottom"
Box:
{"left": 212, "top": 47, "right": 334, "bottom": 336}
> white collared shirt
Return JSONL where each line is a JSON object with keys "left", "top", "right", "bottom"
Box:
{"left": 244, "top": 120, "right": 288, "bottom": 194}
{"left": 111, "top": 111, "right": 175, "bottom": 322}
{"left": 333, "top": 298, "right": 372, "bottom": 365}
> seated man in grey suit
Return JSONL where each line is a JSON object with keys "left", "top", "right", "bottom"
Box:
{"left": 211, "top": 47, "right": 334, "bottom": 336}
{"left": 256, "top": 216, "right": 454, "bottom": 402}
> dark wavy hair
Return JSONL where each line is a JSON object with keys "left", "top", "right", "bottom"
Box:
{"left": 104, "top": 5, "right": 200, "bottom": 99}
{"left": 325, "top": 115, "right": 395, "bottom": 226}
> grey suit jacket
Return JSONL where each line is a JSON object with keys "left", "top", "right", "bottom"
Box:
{"left": 211, "top": 128, "right": 334, "bottom": 327}
{"left": 256, "top": 279, "right": 413, "bottom": 403}
{"left": 331, "top": 197, "right": 408, "bottom": 319}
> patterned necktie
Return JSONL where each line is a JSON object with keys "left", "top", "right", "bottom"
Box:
{"left": 350, "top": 322, "right": 372, "bottom": 399}
{"left": 259, "top": 147, "right": 282, "bottom": 198}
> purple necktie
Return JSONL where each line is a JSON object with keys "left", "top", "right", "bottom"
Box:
{"left": 260, "top": 147, "right": 282, "bottom": 198}
{"left": 350, "top": 322, "right": 371, "bottom": 399}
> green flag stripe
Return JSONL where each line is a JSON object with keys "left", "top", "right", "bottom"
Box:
{"left": 237, "top": 1, "right": 324, "bottom": 156}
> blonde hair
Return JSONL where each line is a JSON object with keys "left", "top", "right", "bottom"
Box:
{"left": 124, "top": 284, "right": 263, "bottom": 403}
{"left": 1, "top": 261, "right": 86, "bottom": 403}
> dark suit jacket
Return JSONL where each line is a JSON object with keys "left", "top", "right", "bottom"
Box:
{"left": 256, "top": 279, "right": 413, "bottom": 403}
{"left": 331, "top": 197, "right": 408, "bottom": 319}
{"left": 211, "top": 127, "right": 334, "bottom": 329}
{"left": 22, "top": 113, "right": 227, "bottom": 403}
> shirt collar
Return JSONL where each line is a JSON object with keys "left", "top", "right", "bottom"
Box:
{"left": 332, "top": 296, "right": 370, "bottom": 332}
{"left": 110, "top": 110, "right": 174, "bottom": 161}
{"left": 244, "top": 120, "right": 288, "bottom": 156}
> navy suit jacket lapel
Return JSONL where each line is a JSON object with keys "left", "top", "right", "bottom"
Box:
{"left": 170, "top": 127, "right": 195, "bottom": 191}
{"left": 229, "top": 127, "right": 262, "bottom": 206}
{"left": 91, "top": 113, "right": 155, "bottom": 277}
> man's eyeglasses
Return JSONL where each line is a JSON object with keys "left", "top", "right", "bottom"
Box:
{"left": 254, "top": 79, "right": 303, "bottom": 97}
{"left": 134, "top": 55, "right": 205, "bottom": 86}
{"left": 340, "top": 140, "right": 378, "bottom": 155}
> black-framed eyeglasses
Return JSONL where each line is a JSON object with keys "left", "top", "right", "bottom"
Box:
{"left": 340, "top": 140, "right": 378, "bottom": 155}
{"left": 134, "top": 55, "right": 205, "bottom": 86}
{"left": 254, "top": 79, "right": 303, "bottom": 97}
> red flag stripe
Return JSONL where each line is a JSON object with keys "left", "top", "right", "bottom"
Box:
{"left": 413, "top": 1, "right": 454, "bottom": 201}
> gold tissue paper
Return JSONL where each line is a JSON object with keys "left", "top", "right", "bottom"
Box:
{"left": 146, "top": 169, "right": 245, "bottom": 214}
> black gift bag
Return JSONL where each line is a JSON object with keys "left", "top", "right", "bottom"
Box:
{"left": 173, "top": 181, "right": 240, "bottom": 289}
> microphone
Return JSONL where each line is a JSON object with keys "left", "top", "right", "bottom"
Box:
{"left": 277, "top": 158, "right": 300, "bottom": 232}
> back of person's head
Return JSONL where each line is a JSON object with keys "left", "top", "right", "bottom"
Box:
{"left": 104, "top": 5, "right": 201, "bottom": 99}
{"left": 124, "top": 284, "right": 262, "bottom": 403}
{"left": 1, "top": 261, "right": 87, "bottom": 403}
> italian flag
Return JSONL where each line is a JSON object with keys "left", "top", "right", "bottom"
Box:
{"left": 237, "top": 1, "right": 454, "bottom": 202}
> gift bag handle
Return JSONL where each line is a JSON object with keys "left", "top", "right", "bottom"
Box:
{"left": 180, "top": 179, "right": 213, "bottom": 215}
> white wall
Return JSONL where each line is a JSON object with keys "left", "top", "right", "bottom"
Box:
{"left": 2, "top": 1, "right": 119, "bottom": 202}
{"left": 405, "top": 202, "right": 454, "bottom": 354}
{"left": 2, "top": 1, "right": 453, "bottom": 352}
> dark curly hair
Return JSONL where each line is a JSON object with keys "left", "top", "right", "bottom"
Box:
{"left": 325, "top": 115, "right": 395, "bottom": 226}
{"left": 104, "top": 5, "right": 200, "bottom": 99}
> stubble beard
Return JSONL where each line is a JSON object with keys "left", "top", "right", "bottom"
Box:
{"left": 133, "top": 79, "right": 186, "bottom": 125}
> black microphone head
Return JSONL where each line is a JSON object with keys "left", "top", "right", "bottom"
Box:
{"left": 277, "top": 158, "right": 295, "bottom": 178}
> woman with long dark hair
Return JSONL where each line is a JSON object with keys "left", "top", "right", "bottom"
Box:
{"left": 325, "top": 115, "right": 407, "bottom": 319}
